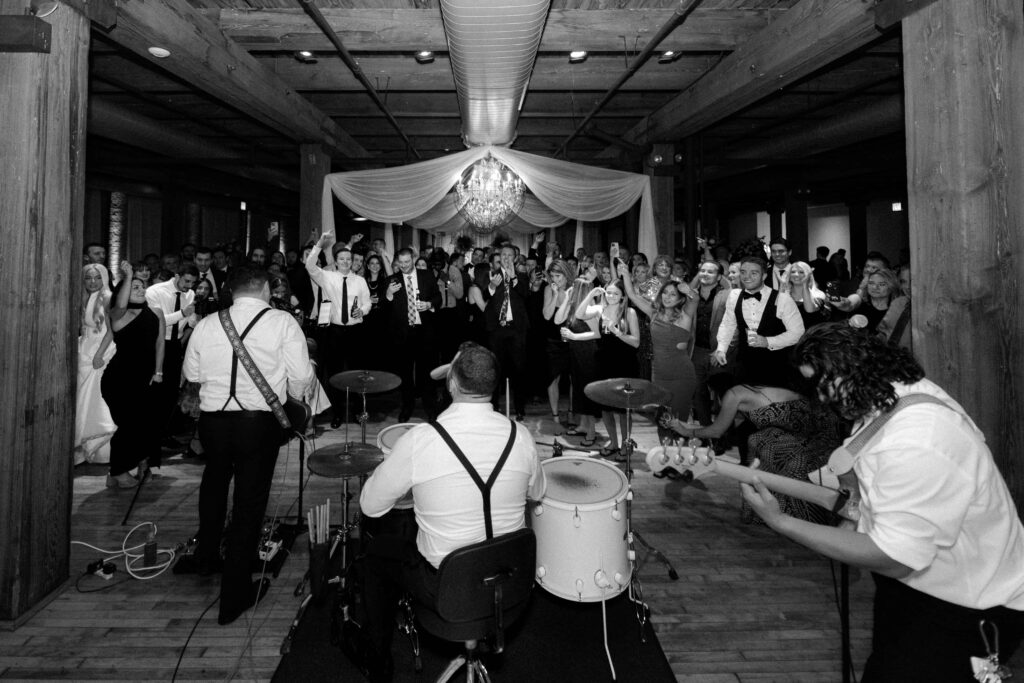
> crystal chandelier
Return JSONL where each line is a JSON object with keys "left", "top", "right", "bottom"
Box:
{"left": 453, "top": 156, "right": 525, "bottom": 233}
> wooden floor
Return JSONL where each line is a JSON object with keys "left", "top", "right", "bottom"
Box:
{"left": 2, "top": 404, "right": 1021, "bottom": 682}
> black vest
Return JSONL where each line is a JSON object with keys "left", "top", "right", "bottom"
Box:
{"left": 735, "top": 289, "right": 790, "bottom": 386}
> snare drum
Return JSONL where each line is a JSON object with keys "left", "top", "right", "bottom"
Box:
{"left": 376, "top": 423, "right": 417, "bottom": 510}
{"left": 531, "top": 457, "right": 631, "bottom": 602}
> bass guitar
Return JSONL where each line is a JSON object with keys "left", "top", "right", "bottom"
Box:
{"left": 645, "top": 443, "right": 861, "bottom": 522}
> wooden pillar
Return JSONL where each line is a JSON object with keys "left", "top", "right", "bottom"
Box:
{"left": 904, "top": 0, "right": 1024, "bottom": 510}
{"left": 783, "top": 192, "right": 808, "bottom": 262}
{"left": 186, "top": 202, "right": 201, "bottom": 246}
{"left": 846, "top": 200, "right": 867, "bottom": 273}
{"left": 646, "top": 143, "right": 675, "bottom": 257}
{"left": 683, "top": 138, "right": 699, "bottom": 266}
{"left": 0, "top": 0, "right": 90, "bottom": 624}
{"left": 768, "top": 204, "right": 784, "bottom": 242}
{"left": 300, "top": 143, "right": 330, "bottom": 240}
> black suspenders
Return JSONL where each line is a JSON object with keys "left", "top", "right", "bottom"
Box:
{"left": 429, "top": 419, "right": 517, "bottom": 540}
{"left": 220, "top": 308, "right": 272, "bottom": 411}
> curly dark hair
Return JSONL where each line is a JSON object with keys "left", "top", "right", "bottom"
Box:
{"left": 793, "top": 322, "right": 925, "bottom": 421}
{"left": 730, "top": 237, "right": 770, "bottom": 263}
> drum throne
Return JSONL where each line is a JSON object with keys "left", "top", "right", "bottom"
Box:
{"left": 413, "top": 528, "right": 536, "bottom": 682}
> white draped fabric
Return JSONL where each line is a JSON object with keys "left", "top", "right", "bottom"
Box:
{"left": 322, "top": 146, "right": 657, "bottom": 260}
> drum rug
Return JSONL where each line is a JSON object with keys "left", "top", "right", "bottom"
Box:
{"left": 273, "top": 585, "right": 675, "bottom": 682}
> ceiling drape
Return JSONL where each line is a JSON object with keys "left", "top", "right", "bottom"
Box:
{"left": 322, "top": 146, "right": 657, "bottom": 259}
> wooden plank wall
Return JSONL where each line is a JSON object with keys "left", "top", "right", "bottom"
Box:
{"left": 0, "top": 0, "right": 90, "bottom": 623}
{"left": 903, "top": 0, "right": 1024, "bottom": 512}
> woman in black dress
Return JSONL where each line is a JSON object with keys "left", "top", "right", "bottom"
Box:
{"left": 541, "top": 259, "right": 574, "bottom": 426}
{"left": 577, "top": 279, "right": 640, "bottom": 457}
{"left": 101, "top": 263, "right": 165, "bottom": 488}
{"left": 362, "top": 253, "right": 389, "bottom": 370}
{"left": 559, "top": 273, "right": 602, "bottom": 446}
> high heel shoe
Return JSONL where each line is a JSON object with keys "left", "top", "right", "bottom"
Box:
{"left": 106, "top": 473, "right": 139, "bottom": 489}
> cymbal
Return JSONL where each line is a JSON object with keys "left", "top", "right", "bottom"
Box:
{"left": 584, "top": 378, "right": 672, "bottom": 410}
{"left": 329, "top": 369, "right": 402, "bottom": 394}
{"left": 308, "top": 442, "right": 385, "bottom": 478}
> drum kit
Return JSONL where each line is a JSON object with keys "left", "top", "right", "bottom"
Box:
{"left": 531, "top": 376, "right": 680, "bottom": 679}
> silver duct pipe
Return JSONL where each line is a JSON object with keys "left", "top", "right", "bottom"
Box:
{"left": 441, "top": 0, "right": 551, "bottom": 147}
{"left": 556, "top": 0, "right": 703, "bottom": 158}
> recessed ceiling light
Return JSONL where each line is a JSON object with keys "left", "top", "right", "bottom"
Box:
{"left": 352, "top": 216, "right": 368, "bottom": 222}
{"left": 294, "top": 51, "right": 317, "bottom": 64}
{"left": 658, "top": 50, "right": 681, "bottom": 64}
{"left": 415, "top": 50, "right": 435, "bottom": 64}
{"left": 568, "top": 50, "right": 588, "bottom": 64}
{"left": 147, "top": 46, "right": 171, "bottom": 59}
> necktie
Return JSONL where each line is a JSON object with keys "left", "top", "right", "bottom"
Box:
{"left": 170, "top": 290, "right": 181, "bottom": 340}
{"left": 741, "top": 290, "right": 762, "bottom": 302}
{"left": 499, "top": 271, "right": 510, "bottom": 323}
{"left": 341, "top": 276, "right": 349, "bottom": 324}
{"left": 406, "top": 274, "right": 417, "bottom": 325}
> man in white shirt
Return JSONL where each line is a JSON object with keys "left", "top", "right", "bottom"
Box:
{"left": 743, "top": 323, "right": 1024, "bottom": 682}
{"left": 713, "top": 256, "right": 803, "bottom": 386}
{"left": 179, "top": 265, "right": 314, "bottom": 625}
{"left": 146, "top": 264, "right": 199, "bottom": 445}
{"left": 359, "top": 342, "right": 546, "bottom": 679}
{"left": 306, "top": 233, "right": 371, "bottom": 427}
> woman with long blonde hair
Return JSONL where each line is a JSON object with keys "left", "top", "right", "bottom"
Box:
{"left": 75, "top": 263, "right": 117, "bottom": 465}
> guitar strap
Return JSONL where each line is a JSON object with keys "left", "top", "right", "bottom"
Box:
{"left": 827, "top": 393, "right": 954, "bottom": 475}
{"left": 218, "top": 308, "right": 291, "bottom": 430}
{"left": 429, "top": 419, "right": 517, "bottom": 540}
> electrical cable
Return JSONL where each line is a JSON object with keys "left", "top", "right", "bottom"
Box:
{"left": 71, "top": 521, "right": 176, "bottom": 580}
{"left": 170, "top": 594, "right": 219, "bottom": 683}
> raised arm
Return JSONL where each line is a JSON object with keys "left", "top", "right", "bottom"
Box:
{"left": 617, "top": 262, "right": 654, "bottom": 317}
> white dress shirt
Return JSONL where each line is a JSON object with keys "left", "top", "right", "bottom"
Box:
{"left": 305, "top": 245, "right": 371, "bottom": 325}
{"left": 715, "top": 285, "right": 804, "bottom": 353}
{"left": 182, "top": 296, "right": 315, "bottom": 412}
{"left": 360, "top": 401, "right": 546, "bottom": 568}
{"left": 146, "top": 279, "right": 196, "bottom": 341}
{"left": 850, "top": 379, "right": 1024, "bottom": 610}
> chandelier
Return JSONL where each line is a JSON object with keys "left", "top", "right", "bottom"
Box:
{"left": 453, "top": 155, "right": 525, "bottom": 233}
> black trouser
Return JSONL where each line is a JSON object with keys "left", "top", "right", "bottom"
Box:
{"left": 360, "top": 515, "right": 439, "bottom": 662}
{"left": 392, "top": 326, "right": 439, "bottom": 420}
{"left": 863, "top": 573, "right": 1024, "bottom": 682}
{"left": 196, "top": 411, "right": 282, "bottom": 613}
{"left": 489, "top": 325, "right": 527, "bottom": 416}
{"left": 326, "top": 323, "right": 364, "bottom": 419}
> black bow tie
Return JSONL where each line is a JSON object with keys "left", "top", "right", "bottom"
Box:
{"left": 741, "top": 290, "right": 762, "bottom": 301}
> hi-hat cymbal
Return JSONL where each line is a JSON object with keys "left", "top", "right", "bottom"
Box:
{"left": 329, "top": 369, "right": 402, "bottom": 394}
{"left": 308, "top": 442, "right": 384, "bottom": 478}
{"left": 584, "top": 378, "right": 672, "bottom": 410}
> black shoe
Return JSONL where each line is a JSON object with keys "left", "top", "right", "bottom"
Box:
{"left": 172, "top": 554, "right": 223, "bottom": 576}
{"left": 218, "top": 578, "right": 271, "bottom": 625}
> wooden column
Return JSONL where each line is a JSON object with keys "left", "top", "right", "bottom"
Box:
{"left": 783, "top": 192, "right": 808, "bottom": 261}
{"left": 904, "top": 0, "right": 1024, "bottom": 509}
{"left": 683, "top": 138, "right": 698, "bottom": 265}
{"left": 300, "top": 143, "right": 330, "bottom": 240}
{"left": 768, "top": 203, "right": 784, "bottom": 242}
{"left": 646, "top": 143, "right": 675, "bottom": 257}
{"left": 186, "top": 202, "right": 202, "bottom": 246}
{"left": 846, "top": 200, "right": 867, "bottom": 269}
{"left": 0, "top": 0, "right": 90, "bottom": 624}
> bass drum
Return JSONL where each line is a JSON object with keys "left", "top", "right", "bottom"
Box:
{"left": 531, "top": 456, "right": 631, "bottom": 602}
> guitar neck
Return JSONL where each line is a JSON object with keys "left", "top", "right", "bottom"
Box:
{"left": 713, "top": 460, "right": 845, "bottom": 513}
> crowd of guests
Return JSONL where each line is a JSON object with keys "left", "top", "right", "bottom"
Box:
{"left": 74, "top": 233, "right": 911, "bottom": 515}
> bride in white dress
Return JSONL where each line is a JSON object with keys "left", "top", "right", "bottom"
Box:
{"left": 75, "top": 263, "right": 117, "bottom": 465}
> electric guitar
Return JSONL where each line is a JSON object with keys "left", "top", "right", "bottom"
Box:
{"left": 645, "top": 443, "right": 861, "bottom": 521}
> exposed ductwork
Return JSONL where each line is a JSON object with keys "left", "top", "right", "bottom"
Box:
{"left": 440, "top": 0, "right": 551, "bottom": 148}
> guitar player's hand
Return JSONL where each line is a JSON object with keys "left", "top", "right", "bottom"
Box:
{"left": 739, "top": 478, "right": 785, "bottom": 529}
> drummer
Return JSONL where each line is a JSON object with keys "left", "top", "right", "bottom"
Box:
{"left": 358, "top": 341, "right": 546, "bottom": 682}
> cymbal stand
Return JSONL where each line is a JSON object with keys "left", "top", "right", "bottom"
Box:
{"left": 357, "top": 389, "right": 369, "bottom": 444}
{"left": 618, "top": 382, "right": 678, "bottom": 638}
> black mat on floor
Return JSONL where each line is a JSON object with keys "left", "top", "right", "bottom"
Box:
{"left": 273, "top": 585, "right": 675, "bottom": 683}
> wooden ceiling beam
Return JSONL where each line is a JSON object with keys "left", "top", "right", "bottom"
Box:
{"left": 609, "top": 0, "right": 883, "bottom": 151}
{"left": 212, "top": 8, "right": 780, "bottom": 53}
{"left": 96, "top": 0, "right": 370, "bottom": 159}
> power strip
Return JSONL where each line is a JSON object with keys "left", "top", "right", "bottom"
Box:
{"left": 258, "top": 540, "right": 282, "bottom": 562}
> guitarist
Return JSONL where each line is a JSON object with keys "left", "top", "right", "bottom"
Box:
{"left": 743, "top": 322, "right": 1024, "bottom": 682}
{"left": 180, "top": 265, "right": 315, "bottom": 625}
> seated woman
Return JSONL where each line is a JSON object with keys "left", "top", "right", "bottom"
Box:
{"left": 664, "top": 376, "right": 843, "bottom": 524}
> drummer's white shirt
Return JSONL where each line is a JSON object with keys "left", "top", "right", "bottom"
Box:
{"left": 360, "top": 402, "right": 546, "bottom": 568}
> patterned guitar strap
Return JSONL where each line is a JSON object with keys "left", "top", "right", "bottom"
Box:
{"left": 218, "top": 309, "right": 290, "bottom": 429}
